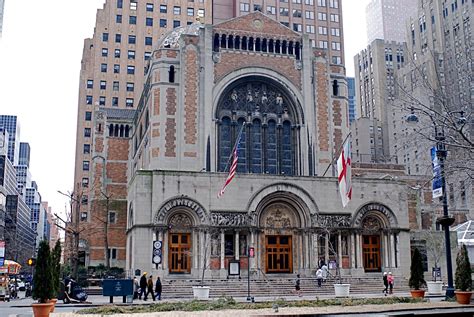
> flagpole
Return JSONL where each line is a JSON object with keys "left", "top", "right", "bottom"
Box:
{"left": 222, "top": 122, "right": 246, "bottom": 173}
{"left": 322, "top": 132, "right": 351, "bottom": 177}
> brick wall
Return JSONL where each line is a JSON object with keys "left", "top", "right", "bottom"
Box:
{"left": 184, "top": 44, "right": 198, "bottom": 145}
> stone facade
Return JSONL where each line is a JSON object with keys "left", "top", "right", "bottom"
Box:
{"left": 126, "top": 13, "right": 413, "bottom": 279}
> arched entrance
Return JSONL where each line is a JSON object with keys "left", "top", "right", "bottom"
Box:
{"left": 259, "top": 202, "right": 301, "bottom": 273}
{"left": 361, "top": 215, "right": 383, "bottom": 272}
{"left": 168, "top": 213, "right": 193, "bottom": 273}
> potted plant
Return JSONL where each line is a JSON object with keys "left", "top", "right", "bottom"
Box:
{"left": 49, "top": 240, "right": 62, "bottom": 312}
{"left": 409, "top": 248, "right": 426, "bottom": 298}
{"left": 454, "top": 244, "right": 472, "bottom": 304}
{"left": 423, "top": 231, "right": 444, "bottom": 295}
{"left": 32, "top": 240, "right": 54, "bottom": 317}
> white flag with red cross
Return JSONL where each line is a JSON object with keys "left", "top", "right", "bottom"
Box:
{"left": 337, "top": 136, "right": 352, "bottom": 207}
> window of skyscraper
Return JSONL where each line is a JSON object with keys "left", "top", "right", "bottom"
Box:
{"left": 240, "top": 3, "right": 250, "bottom": 12}
{"left": 83, "top": 161, "right": 90, "bottom": 171}
{"left": 146, "top": 3, "right": 154, "bottom": 11}
{"left": 84, "top": 128, "right": 91, "bottom": 138}
{"left": 85, "top": 111, "right": 92, "bottom": 121}
{"left": 128, "top": 50, "right": 135, "bottom": 59}
{"left": 254, "top": 4, "right": 262, "bottom": 11}
{"left": 187, "top": 8, "right": 194, "bottom": 16}
{"left": 102, "top": 33, "right": 109, "bottom": 42}
{"left": 130, "top": 1, "right": 137, "bottom": 10}
{"left": 86, "top": 96, "right": 93, "bottom": 104}
{"left": 83, "top": 144, "right": 91, "bottom": 154}
{"left": 114, "top": 49, "right": 121, "bottom": 58}
{"left": 267, "top": 6, "right": 276, "bottom": 14}
{"left": 115, "top": 34, "right": 121, "bottom": 43}
{"left": 112, "top": 97, "right": 119, "bottom": 107}
{"left": 116, "top": 15, "right": 122, "bottom": 23}
{"left": 280, "top": 8, "right": 289, "bottom": 16}
{"left": 329, "top": 0, "right": 338, "bottom": 8}
{"left": 117, "top": 0, "right": 123, "bottom": 9}
{"left": 113, "top": 81, "right": 119, "bottom": 91}
{"left": 100, "top": 80, "right": 106, "bottom": 89}
{"left": 317, "top": 0, "right": 325, "bottom": 5}
{"left": 126, "top": 98, "right": 134, "bottom": 107}
{"left": 145, "top": 37, "right": 152, "bottom": 46}
{"left": 173, "top": 20, "right": 181, "bottom": 28}
{"left": 127, "top": 82, "right": 135, "bottom": 92}
{"left": 82, "top": 177, "right": 89, "bottom": 188}
{"left": 293, "top": 9, "right": 302, "bottom": 17}
{"left": 174, "top": 6, "right": 181, "bottom": 15}
{"left": 198, "top": 9, "right": 205, "bottom": 17}
{"left": 102, "top": 48, "right": 108, "bottom": 57}
{"left": 160, "top": 5, "right": 167, "bottom": 13}
{"left": 99, "top": 96, "right": 106, "bottom": 105}
{"left": 128, "top": 35, "right": 136, "bottom": 44}
{"left": 127, "top": 66, "right": 135, "bottom": 74}
{"left": 129, "top": 16, "right": 137, "bottom": 25}
{"left": 305, "top": 0, "right": 314, "bottom": 4}
{"left": 144, "top": 52, "right": 152, "bottom": 60}
{"left": 114, "top": 64, "right": 120, "bottom": 73}
{"left": 160, "top": 19, "right": 167, "bottom": 27}
{"left": 146, "top": 18, "right": 153, "bottom": 26}
{"left": 86, "top": 80, "right": 93, "bottom": 89}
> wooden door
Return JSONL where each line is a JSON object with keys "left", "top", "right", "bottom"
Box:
{"left": 362, "top": 235, "right": 381, "bottom": 272}
{"left": 265, "top": 235, "right": 292, "bottom": 273}
{"left": 169, "top": 233, "right": 191, "bottom": 273}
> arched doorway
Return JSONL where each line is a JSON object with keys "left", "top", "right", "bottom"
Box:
{"left": 259, "top": 203, "right": 301, "bottom": 273}
{"left": 361, "top": 215, "right": 383, "bottom": 272}
{"left": 168, "top": 213, "right": 193, "bottom": 274}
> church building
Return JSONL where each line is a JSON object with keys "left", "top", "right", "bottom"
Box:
{"left": 124, "top": 12, "right": 411, "bottom": 279}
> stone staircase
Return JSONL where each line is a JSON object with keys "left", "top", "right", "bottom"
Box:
{"left": 86, "top": 276, "right": 411, "bottom": 298}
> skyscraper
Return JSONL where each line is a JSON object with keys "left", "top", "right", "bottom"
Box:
{"left": 365, "top": 0, "right": 417, "bottom": 44}
{"left": 347, "top": 77, "right": 356, "bottom": 123}
{"left": 71, "top": 0, "right": 346, "bottom": 268}
{"left": 0, "top": 115, "right": 20, "bottom": 165}
{"left": 18, "top": 142, "right": 30, "bottom": 168}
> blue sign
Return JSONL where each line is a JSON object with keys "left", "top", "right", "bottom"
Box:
{"left": 431, "top": 147, "right": 443, "bottom": 199}
{"left": 102, "top": 279, "right": 134, "bottom": 297}
{"left": 0, "top": 258, "right": 4, "bottom": 267}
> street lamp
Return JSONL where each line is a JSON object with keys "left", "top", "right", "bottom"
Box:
{"left": 406, "top": 108, "right": 466, "bottom": 299}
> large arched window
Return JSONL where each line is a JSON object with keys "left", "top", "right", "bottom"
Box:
{"left": 216, "top": 77, "right": 300, "bottom": 176}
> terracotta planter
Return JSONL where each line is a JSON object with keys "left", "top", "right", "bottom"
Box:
{"left": 32, "top": 302, "right": 54, "bottom": 317}
{"left": 455, "top": 291, "right": 472, "bottom": 304}
{"left": 410, "top": 289, "right": 425, "bottom": 298}
{"left": 48, "top": 298, "right": 58, "bottom": 312}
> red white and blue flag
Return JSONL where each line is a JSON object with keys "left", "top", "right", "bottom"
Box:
{"left": 218, "top": 127, "right": 243, "bottom": 198}
{"left": 337, "top": 136, "right": 352, "bottom": 207}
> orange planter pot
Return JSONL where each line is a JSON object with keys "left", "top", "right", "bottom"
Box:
{"left": 455, "top": 291, "right": 472, "bottom": 304}
{"left": 32, "top": 302, "right": 54, "bottom": 317}
{"left": 410, "top": 289, "right": 425, "bottom": 298}
{"left": 48, "top": 298, "right": 58, "bottom": 312}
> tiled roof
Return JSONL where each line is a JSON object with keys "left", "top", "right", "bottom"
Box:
{"left": 101, "top": 107, "right": 136, "bottom": 121}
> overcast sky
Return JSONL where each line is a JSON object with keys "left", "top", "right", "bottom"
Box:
{"left": 0, "top": 0, "right": 369, "bottom": 219}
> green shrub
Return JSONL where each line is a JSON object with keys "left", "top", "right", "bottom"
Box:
{"left": 32, "top": 240, "right": 54, "bottom": 303}
{"left": 409, "top": 248, "right": 426, "bottom": 290}
{"left": 51, "top": 239, "right": 62, "bottom": 297}
{"left": 455, "top": 244, "right": 472, "bottom": 291}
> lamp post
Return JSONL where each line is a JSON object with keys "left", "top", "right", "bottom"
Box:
{"left": 406, "top": 109, "right": 466, "bottom": 299}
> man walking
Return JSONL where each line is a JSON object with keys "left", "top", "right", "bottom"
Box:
{"left": 146, "top": 275, "right": 156, "bottom": 301}
{"left": 316, "top": 268, "right": 323, "bottom": 287}
{"left": 139, "top": 272, "right": 147, "bottom": 300}
{"left": 382, "top": 272, "right": 388, "bottom": 295}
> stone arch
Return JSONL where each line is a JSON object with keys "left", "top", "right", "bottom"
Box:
{"left": 352, "top": 202, "right": 398, "bottom": 229}
{"left": 154, "top": 196, "right": 208, "bottom": 226}
{"left": 213, "top": 68, "right": 305, "bottom": 125}
{"left": 247, "top": 182, "right": 318, "bottom": 228}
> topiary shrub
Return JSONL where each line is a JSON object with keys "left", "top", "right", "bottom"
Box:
{"left": 409, "top": 248, "right": 426, "bottom": 290}
{"left": 455, "top": 244, "right": 472, "bottom": 291}
{"left": 32, "top": 240, "right": 54, "bottom": 303}
{"left": 51, "top": 239, "right": 62, "bottom": 298}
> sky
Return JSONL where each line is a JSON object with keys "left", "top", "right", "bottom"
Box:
{"left": 0, "top": 0, "right": 369, "bottom": 220}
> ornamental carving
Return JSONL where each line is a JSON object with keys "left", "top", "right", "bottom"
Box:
{"left": 169, "top": 214, "right": 192, "bottom": 228}
{"left": 353, "top": 203, "right": 397, "bottom": 228}
{"left": 154, "top": 197, "right": 207, "bottom": 225}
{"left": 264, "top": 206, "right": 292, "bottom": 228}
{"left": 311, "top": 214, "right": 351, "bottom": 228}
{"left": 361, "top": 215, "right": 382, "bottom": 231}
{"left": 210, "top": 212, "right": 249, "bottom": 227}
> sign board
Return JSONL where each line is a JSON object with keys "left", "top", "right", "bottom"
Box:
{"left": 102, "top": 279, "right": 134, "bottom": 297}
{"left": 152, "top": 241, "right": 162, "bottom": 265}
{"left": 0, "top": 258, "right": 4, "bottom": 267}
{"left": 431, "top": 147, "right": 443, "bottom": 198}
{"left": 248, "top": 247, "right": 255, "bottom": 258}
{"left": 0, "top": 241, "right": 5, "bottom": 258}
{"left": 432, "top": 267, "right": 441, "bottom": 278}
{"left": 228, "top": 260, "right": 240, "bottom": 276}
{"left": 328, "top": 260, "right": 337, "bottom": 270}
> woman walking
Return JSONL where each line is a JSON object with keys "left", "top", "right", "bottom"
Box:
{"left": 387, "top": 272, "right": 394, "bottom": 294}
{"left": 155, "top": 277, "right": 162, "bottom": 300}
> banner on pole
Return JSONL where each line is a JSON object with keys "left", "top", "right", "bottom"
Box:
{"left": 431, "top": 147, "right": 442, "bottom": 199}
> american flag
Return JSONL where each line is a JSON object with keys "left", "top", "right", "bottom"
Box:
{"left": 218, "top": 127, "right": 243, "bottom": 198}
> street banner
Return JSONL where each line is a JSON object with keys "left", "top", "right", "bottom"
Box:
{"left": 431, "top": 147, "right": 443, "bottom": 198}
{"left": 0, "top": 241, "right": 4, "bottom": 258}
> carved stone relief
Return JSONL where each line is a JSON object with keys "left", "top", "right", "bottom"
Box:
{"left": 261, "top": 204, "right": 294, "bottom": 228}
{"left": 168, "top": 213, "right": 192, "bottom": 228}
{"left": 361, "top": 215, "right": 382, "bottom": 231}
{"left": 311, "top": 214, "right": 351, "bottom": 228}
{"left": 210, "top": 212, "right": 249, "bottom": 227}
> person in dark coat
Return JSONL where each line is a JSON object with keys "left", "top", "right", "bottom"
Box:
{"left": 146, "top": 275, "right": 156, "bottom": 301}
{"left": 139, "top": 272, "right": 147, "bottom": 300}
{"left": 382, "top": 272, "right": 388, "bottom": 295}
{"left": 155, "top": 277, "right": 162, "bottom": 300}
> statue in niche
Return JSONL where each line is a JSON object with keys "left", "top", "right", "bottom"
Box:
{"left": 211, "top": 233, "right": 220, "bottom": 256}
{"left": 261, "top": 91, "right": 268, "bottom": 104}
{"left": 246, "top": 89, "right": 253, "bottom": 103}
{"left": 230, "top": 90, "right": 238, "bottom": 103}
{"left": 276, "top": 93, "right": 283, "bottom": 113}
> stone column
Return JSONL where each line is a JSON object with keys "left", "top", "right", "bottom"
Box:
{"left": 304, "top": 234, "right": 310, "bottom": 269}
{"left": 324, "top": 233, "right": 329, "bottom": 263}
{"left": 163, "top": 231, "right": 168, "bottom": 270}
{"left": 350, "top": 233, "right": 356, "bottom": 268}
{"left": 383, "top": 234, "right": 389, "bottom": 269}
{"left": 391, "top": 233, "right": 397, "bottom": 268}
{"left": 235, "top": 230, "right": 240, "bottom": 260}
{"left": 355, "top": 234, "right": 361, "bottom": 268}
{"left": 311, "top": 233, "right": 318, "bottom": 269}
{"left": 158, "top": 230, "right": 164, "bottom": 270}
{"left": 220, "top": 230, "right": 225, "bottom": 269}
{"left": 337, "top": 232, "right": 342, "bottom": 267}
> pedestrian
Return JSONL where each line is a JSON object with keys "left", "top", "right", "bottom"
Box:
{"left": 382, "top": 272, "right": 388, "bottom": 295}
{"left": 139, "top": 272, "right": 147, "bottom": 300}
{"left": 321, "top": 262, "right": 328, "bottom": 282}
{"left": 155, "top": 277, "right": 162, "bottom": 300}
{"left": 294, "top": 274, "right": 302, "bottom": 297}
{"left": 133, "top": 277, "right": 139, "bottom": 299}
{"left": 387, "top": 272, "right": 394, "bottom": 294}
{"left": 146, "top": 275, "right": 156, "bottom": 301}
{"left": 316, "top": 268, "right": 323, "bottom": 287}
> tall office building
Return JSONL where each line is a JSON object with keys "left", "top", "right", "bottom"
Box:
{"left": 353, "top": 39, "right": 407, "bottom": 163}
{"left": 347, "top": 77, "right": 356, "bottom": 123}
{"left": 365, "top": 0, "right": 417, "bottom": 44}
{"left": 0, "top": 115, "right": 20, "bottom": 165}
{"left": 72, "top": 0, "right": 346, "bottom": 268}
{"left": 18, "top": 142, "right": 30, "bottom": 168}
{"left": 0, "top": 0, "right": 5, "bottom": 37}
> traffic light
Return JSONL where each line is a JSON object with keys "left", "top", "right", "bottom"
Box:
{"left": 27, "top": 258, "right": 36, "bottom": 266}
